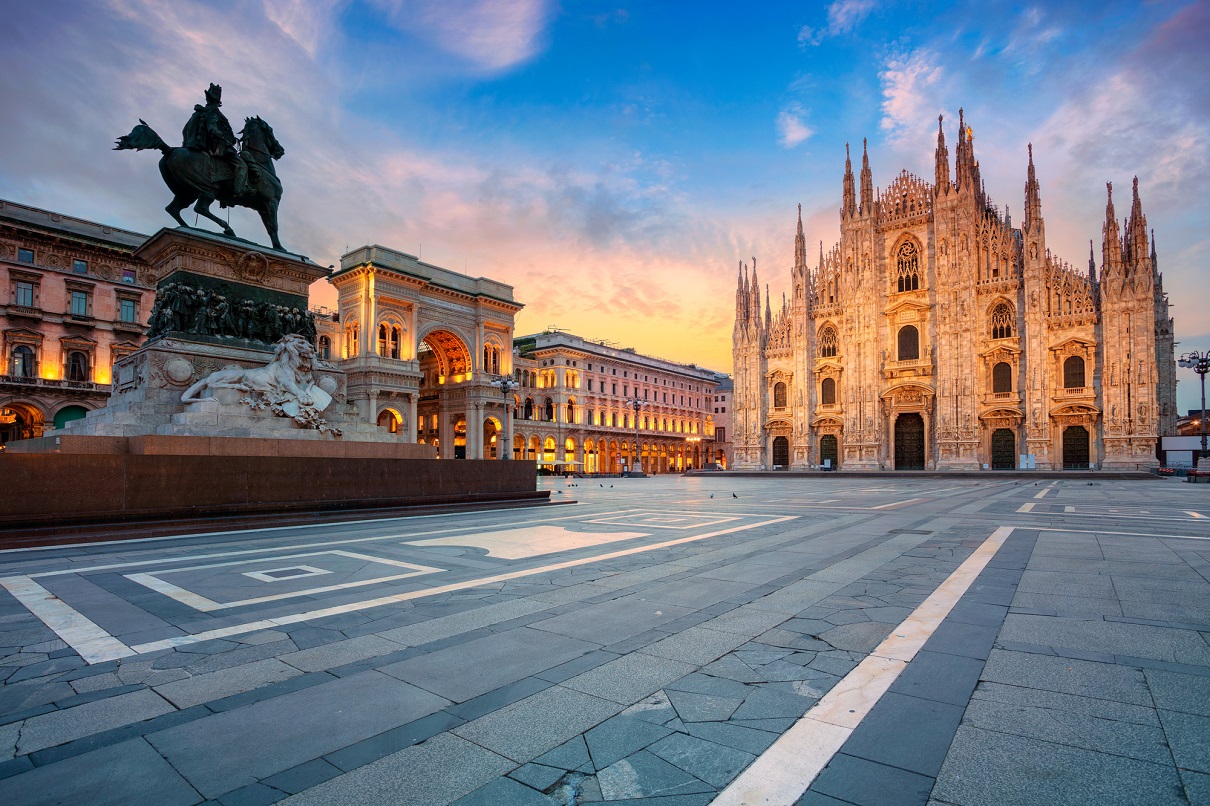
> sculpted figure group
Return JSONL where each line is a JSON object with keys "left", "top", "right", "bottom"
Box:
{"left": 149, "top": 281, "right": 317, "bottom": 345}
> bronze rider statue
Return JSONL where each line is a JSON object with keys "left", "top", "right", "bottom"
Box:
{"left": 182, "top": 83, "right": 249, "bottom": 198}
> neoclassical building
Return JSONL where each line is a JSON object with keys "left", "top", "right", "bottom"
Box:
{"left": 512, "top": 330, "right": 719, "bottom": 473}
{"left": 318, "top": 244, "right": 522, "bottom": 458}
{"left": 1, "top": 199, "right": 153, "bottom": 444}
{"left": 733, "top": 111, "right": 1177, "bottom": 471}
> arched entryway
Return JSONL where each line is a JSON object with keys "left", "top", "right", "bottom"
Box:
{"left": 772, "top": 436, "right": 790, "bottom": 469}
{"left": 820, "top": 434, "right": 839, "bottom": 469}
{"left": 894, "top": 413, "right": 925, "bottom": 469}
{"left": 377, "top": 409, "right": 400, "bottom": 434}
{"left": 1062, "top": 425, "right": 1090, "bottom": 469}
{"left": 991, "top": 428, "right": 1015, "bottom": 470}
{"left": 0, "top": 403, "right": 43, "bottom": 445}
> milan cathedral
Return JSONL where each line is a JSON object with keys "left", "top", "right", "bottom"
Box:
{"left": 732, "top": 110, "right": 1177, "bottom": 471}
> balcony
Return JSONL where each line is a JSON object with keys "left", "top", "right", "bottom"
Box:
{"left": 66, "top": 313, "right": 95, "bottom": 327}
{"left": 1057, "top": 386, "right": 1093, "bottom": 398}
{"left": 6, "top": 305, "right": 42, "bottom": 321}
{"left": 0, "top": 375, "right": 109, "bottom": 395}
{"left": 113, "top": 320, "right": 146, "bottom": 335}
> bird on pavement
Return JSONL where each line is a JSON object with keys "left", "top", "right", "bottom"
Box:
{"left": 732, "top": 493, "right": 738, "bottom": 498}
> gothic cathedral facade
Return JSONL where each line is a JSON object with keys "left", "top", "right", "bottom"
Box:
{"left": 732, "top": 111, "right": 1177, "bottom": 471}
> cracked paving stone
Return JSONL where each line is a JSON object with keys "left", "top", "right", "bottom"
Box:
{"left": 596, "top": 750, "right": 714, "bottom": 800}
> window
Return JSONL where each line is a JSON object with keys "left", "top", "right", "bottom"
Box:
{"left": 819, "top": 326, "right": 838, "bottom": 358}
{"left": 611, "top": 383, "right": 617, "bottom": 395}
{"left": 17, "top": 248, "right": 33, "bottom": 264}
{"left": 11, "top": 345, "right": 35, "bottom": 377}
{"left": 992, "top": 362, "right": 1012, "bottom": 393}
{"left": 119, "top": 298, "right": 137, "bottom": 323}
{"left": 71, "top": 290, "right": 89, "bottom": 317}
{"left": 897, "top": 325, "right": 920, "bottom": 361}
{"left": 821, "top": 377, "right": 837, "bottom": 405}
{"left": 773, "top": 382, "right": 787, "bottom": 408}
{"left": 122, "top": 269, "right": 137, "bottom": 284}
{"left": 15, "top": 281, "right": 33, "bottom": 307}
{"left": 1063, "top": 356, "right": 1085, "bottom": 389}
{"left": 990, "top": 303, "right": 1014, "bottom": 339}
{"left": 896, "top": 241, "right": 920, "bottom": 292}
{"left": 318, "top": 336, "right": 331, "bottom": 360}
{"left": 544, "top": 398, "right": 555, "bottom": 421}
{"left": 588, "top": 379, "right": 593, "bottom": 391}
{"left": 67, "top": 351, "right": 89, "bottom": 382}
{"left": 715, "top": 427, "right": 726, "bottom": 442}
{"left": 73, "top": 259, "right": 88, "bottom": 275}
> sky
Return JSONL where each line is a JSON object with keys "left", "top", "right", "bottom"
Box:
{"left": 2, "top": 0, "right": 1208, "bottom": 409}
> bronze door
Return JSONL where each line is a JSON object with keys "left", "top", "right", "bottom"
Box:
{"left": 991, "top": 428, "right": 1015, "bottom": 469}
{"left": 1062, "top": 425, "right": 1090, "bottom": 469}
{"left": 820, "top": 434, "right": 839, "bottom": 468}
{"left": 772, "top": 436, "right": 790, "bottom": 469}
{"left": 895, "top": 413, "right": 925, "bottom": 469}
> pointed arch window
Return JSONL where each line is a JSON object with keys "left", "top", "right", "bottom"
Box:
{"left": 990, "top": 303, "right": 1014, "bottom": 339}
{"left": 896, "top": 241, "right": 920, "bottom": 292}
{"left": 819, "top": 326, "right": 838, "bottom": 358}
{"left": 544, "top": 398, "right": 555, "bottom": 422}
{"left": 897, "top": 325, "right": 920, "bottom": 361}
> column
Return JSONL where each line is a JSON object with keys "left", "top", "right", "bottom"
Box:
{"left": 469, "top": 402, "right": 483, "bottom": 459}
{"left": 437, "top": 403, "right": 449, "bottom": 460}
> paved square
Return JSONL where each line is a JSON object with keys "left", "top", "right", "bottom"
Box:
{"left": 0, "top": 474, "right": 1207, "bottom": 805}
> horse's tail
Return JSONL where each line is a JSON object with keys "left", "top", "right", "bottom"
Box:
{"left": 115, "top": 119, "right": 171, "bottom": 155}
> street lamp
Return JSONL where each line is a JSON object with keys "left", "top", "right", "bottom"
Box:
{"left": 493, "top": 375, "right": 519, "bottom": 460}
{"left": 626, "top": 396, "right": 648, "bottom": 475}
{"left": 1178, "top": 351, "right": 1210, "bottom": 464}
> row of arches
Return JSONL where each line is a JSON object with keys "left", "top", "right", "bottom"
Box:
{"left": 0, "top": 401, "right": 91, "bottom": 444}
{"left": 7, "top": 344, "right": 98, "bottom": 382}
{"left": 511, "top": 432, "right": 706, "bottom": 473}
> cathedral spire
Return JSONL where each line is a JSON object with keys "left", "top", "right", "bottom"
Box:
{"left": 736, "top": 261, "right": 747, "bottom": 324}
{"left": 1088, "top": 240, "right": 1097, "bottom": 284}
{"left": 955, "top": 108, "right": 968, "bottom": 190}
{"left": 749, "top": 258, "right": 761, "bottom": 323}
{"left": 934, "top": 114, "right": 950, "bottom": 192}
{"left": 842, "top": 143, "right": 856, "bottom": 216}
{"left": 859, "top": 138, "right": 873, "bottom": 213}
{"left": 1127, "top": 175, "right": 1149, "bottom": 267}
{"left": 1024, "top": 142, "right": 1042, "bottom": 233}
{"left": 794, "top": 204, "right": 806, "bottom": 270}
{"left": 764, "top": 284, "right": 772, "bottom": 332}
{"left": 1102, "top": 181, "right": 1123, "bottom": 281}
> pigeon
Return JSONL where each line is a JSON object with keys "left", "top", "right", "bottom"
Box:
{"left": 732, "top": 493, "right": 738, "bottom": 498}
{"left": 600, "top": 484, "right": 604, "bottom": 487}
{"left": 610, "top": 485, "right": 614, "bottom": 488}
{"left": 709, "top": 494, "right": 714, "bottom": 498}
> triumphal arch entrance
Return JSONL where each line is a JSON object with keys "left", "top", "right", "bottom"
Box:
{"left": 325, "top": 245, "right": 521, "bottom": 458}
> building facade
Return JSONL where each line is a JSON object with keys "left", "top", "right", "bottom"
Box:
{"left": 733, "top": 111, "right": 1177, "bottom": 471}
{"left": 512, "top": 330, "right": 719, "bottom": 473}
{"left": 710, "top": 375, "right": 732, "bottom": 468}
{"left": 0, "top": 200, "right": 152, "bottom": 445}
{"left": 318, "top": 245, "right": 522, "bottom": 458}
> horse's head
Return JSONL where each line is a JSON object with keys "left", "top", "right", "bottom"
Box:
{"left": 241, "top": 116, "right": 285, "bottom": 160}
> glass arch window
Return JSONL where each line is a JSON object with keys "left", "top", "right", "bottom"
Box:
{"left": 773, "top": 382, "right": 787, "bottom": 408}
{"left": 819, "top": 326, "right": 838, "bottom": 358}
{"left": 821, "top": 377, "right": 837, "bottom": 405}
{"left": 67, "top": 351, "right": 89, "bottom": 382}
{"left": 992, "top": 362, "right": 1012, "bottom": 393}
{"left": 896, "top": 241, "right": 920, "bottom": 292}
{"left": 990, "top": 303, "right": 1014, "bottom": 339}
{"left": 897, "top": 325, "right": 920, "bottom": 361}
{"left": 1063, "top": 356, "right": 1086, "bottom": 389}
{"left": 11, "top": 345, "right": 34, "bottom": 377}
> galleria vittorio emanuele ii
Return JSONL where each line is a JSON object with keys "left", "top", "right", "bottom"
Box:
{"left": 732, "top": 110, "right": 1178, "bottom": 472}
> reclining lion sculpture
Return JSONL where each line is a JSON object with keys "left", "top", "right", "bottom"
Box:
{"left": 181, "top": 333, "right": 338, "bottom": 433}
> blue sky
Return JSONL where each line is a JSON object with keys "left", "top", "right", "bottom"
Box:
{"left": 2, "top": 1, "right": 1208, "bottom": 408}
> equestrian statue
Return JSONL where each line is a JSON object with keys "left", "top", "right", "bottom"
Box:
{"left": 115, "top": 83, "right": 287, "bottom": 251}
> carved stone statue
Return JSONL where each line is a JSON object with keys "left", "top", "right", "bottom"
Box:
{"left": 181, "top": 334, "right": 338, "bottom": 433}
{"left": 115, "top": 84, "right": 287, "bottom": 251}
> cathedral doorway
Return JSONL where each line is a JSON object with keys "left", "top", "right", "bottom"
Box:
{"left": 772, "top": 436, "right": 790, "bottom": 469}
{"left": 819, "top": 434, "right": 839, "bottom": 469}
{"left": 894, "top": 413, "right": 925, "bottom": 469}
{"left": 1062, "top": 426, "right": 1090, "bottom": 469}
{"left": 991, "top": 429, "right": 1015, "bottom": 469}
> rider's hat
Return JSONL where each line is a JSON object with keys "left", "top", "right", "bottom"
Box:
{"left": 205, "top": 83, "right": 223, "bottom": 105}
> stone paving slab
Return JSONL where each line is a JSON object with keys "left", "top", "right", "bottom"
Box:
{"left": 2, "top": 476, "right": 1209, "bottom": 804}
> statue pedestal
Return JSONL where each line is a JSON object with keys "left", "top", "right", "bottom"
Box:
{"left": 61, "top": 227, "right": 394, "bottom": 447}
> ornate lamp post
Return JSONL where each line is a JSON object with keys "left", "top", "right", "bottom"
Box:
{"left": 626, "top": 396, "right": 648, "bottom": 474}
{"left": 1178, "top": 351, "right": 1210, "bottom": 463}
{"left": 493, "top": 375, "right": 519, "bottom": 460}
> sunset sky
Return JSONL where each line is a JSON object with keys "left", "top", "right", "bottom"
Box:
{"left": 2, "top": 1, "right": 1208, "bottom": 407}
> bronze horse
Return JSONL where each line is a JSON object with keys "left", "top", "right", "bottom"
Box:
{"left": 115, "top": 117, "right": 286, "bottom": 251}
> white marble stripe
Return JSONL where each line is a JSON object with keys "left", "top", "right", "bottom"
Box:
{"left": 0, "top": 576, "right": 137, "bottom": 664}
{"left": 1036, "top": 526, "right": 1210, "bottom": 540}
{"left": 712, "top": 525, "right": 1014, "bottom": 806}
{"left": 25, "top": 510, "right": 633, "bottom": 578}
{"left": 125, "top": 515, "right": 797, "bottom": 658}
